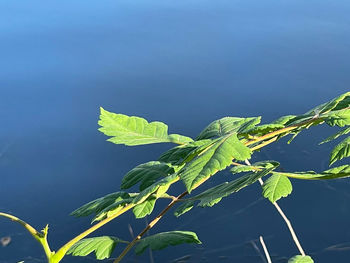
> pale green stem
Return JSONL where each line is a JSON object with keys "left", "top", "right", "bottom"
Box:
{"left": 0, "top": 212, "right": 53, "bottom": 260}
{"left": 51, "top": 204, "right": 136, "bottom": 263}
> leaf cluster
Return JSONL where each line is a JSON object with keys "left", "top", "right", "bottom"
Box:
{"left": 69, "top": 92, "right": 350, "bottom": 262}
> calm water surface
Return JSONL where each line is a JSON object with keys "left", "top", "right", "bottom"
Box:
{"left": 1, "top": 1, "right": 350, "bottom": 262}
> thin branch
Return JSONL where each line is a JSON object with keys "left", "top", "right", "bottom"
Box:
{"left": 244, "top": 160, "right": 306, "bottom": 256}
{"left": 113, "top": 174, "right": 213, "bottom": 263}
{"left": 113, "top": 191, "right": 188, "bottom": 263}
{"left": 259, "top": 236, "right": 272, "bottom": 263}
{"left": 144, "top": 217, "right": 155, "bottom": 263}
{"left": 0, "top": 212, "right": 40, "bottom": 239}
{"left": 271, "top": 202, "right": 305, "bottom": 256}
{"left": 53, "top": 204, "right": 135, "bottom": 262}
{"left": 0, "top": 212, "right": 53, "bottom": 259}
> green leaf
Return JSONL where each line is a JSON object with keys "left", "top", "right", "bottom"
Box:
{"left": 196, "top": 117, "right": 261, "bottom": 140}
{"left": 329, "top": 136, "right": 350, "bottom": 165}
{"left": 288, "top": 255, "right": 314, "bottom": 263}
{"left": 279, "top": 93, "right": 350, "bottom": 128}
{"left": 133, "top": 196, "right": 157, "bottom": 218}
{"left": 274, "top": 165, "right": 350, "bottom": 180}
{"left": 324, "top": 109, "right": 350, "bottom": 127}
{"left": 237, "top": 117, "right": 262, "bottom": 134}
{"left": 262, "top": 174, "right": 292, "bottom": 203}
{"left": 253, "top": 160, "right": 280, "bottom": 169}
{"left": 133, "top": 174, "right": 178, "bottom": 204}
{"left": 67, "top": 236, "right": 125, "bottom": 259}
{"left": 193, "top": 167, "right": 273, "bottom": 207}
{"left": 287, "top": 131, "right": 302, "bottom": 144}
{"left": 305, "top": 92, "right": 350, "bottom": 116}
{"left": 93, "top": 195, "right": 136, "bottom": 223}
{"left": 134, "top": 231, "right": 201, "bottom": 255}
{"left": 174, "top": 200, "right": 195, "bottom": 217}
{"left": 244, "top": 123, "right": 285, "bottom": 136}
{"left": 179, "top": 133, "right": 251, "bottom": 192}
{"left": 71, "top": 192, "right": 132, "bottom": 218}
{"left": 322, "top": 165, "right": 350, "bottom": 179}
{"left": 320, "top": 127, "right": 350, "bottom": 144}
{"left": 315, "top": 92, "right": 350, "bottom": 114}
{"left": 230, "top": 165, "right": 255, "bottom": 174}
{"left": 121, "top": 161, "right": 175, "bottom": 190}
{"left": 230, "top": 161, "right": 280, "bottom": 175}
{"left": 158, "top": 139, "right": 213, "bottom": 165}
{"left": 272, "top": 115, "right": 298, "bottom": 125}
{"left": 98, "top": 108, "right": 193, "bottom": 146}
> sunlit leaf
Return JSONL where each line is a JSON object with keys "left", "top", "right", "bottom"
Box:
{"left": 230, "top": 165, "right": 255, "bottom": 174}
{"left": 121, "top": 161, "right": 175, "bottom": 190}
{"left": 179, "top": 133, "right": 251, "bottom": 192}
{"left": 98, "top": 108, "right": 193, "bottom": 146}
{"left": 133, "top": 196, "right": 157, "bottom": 218}
{"left": 67, "top": 236, "right": 125, "bottom": 259}
{"left": 133, "top": 174, "right": 178, "bottom": 204}
{"left": 262, "top": 174, "right": 292, "bottom": 203}
{"left": 320, "top": 127, "right": 350, "bottom": 144}
{"left": 196, "top": 117, "right": 261, "bottom": 140}
{"left": 323, "top": 109, "right": 350, "bottom": 127}
{"left": 329, "top": 136, "right": 350, "bottom": 165}
{"left": 93, "top": 195, "right": 136, "bottom": 223}
{"left": 134, "top": 231, "right": 201, "bottom": 255}
{"left": 288, "top": 255, "right": 314, "bottom": 263}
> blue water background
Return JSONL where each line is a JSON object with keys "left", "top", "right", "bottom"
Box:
{"left": 1, "top": 0, "right": 350, "bottom": 262}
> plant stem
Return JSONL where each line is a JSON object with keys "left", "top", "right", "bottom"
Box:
{"left": 270, "top": 202, "right": 305, "bottom": 256}
{"left": 244, "top": 117, "right": 316, "bottom": 147}
{"left": 0, "top": 212, "right": 53, "bottom": 260}
{"left": 112, "top": 118, "right": 320, "bottom": 262}
{"left": 244, "top": 160, "right": 306, "bottom": 256}
{"left": 0, "top": 212, "right": 40, "bottom": 238}
{"left": 113, "top": 175, "right": 212, "bottom": 263}
{"left": 3, "top": 113, "right": 319, "bottom": 262}
{"left": 0, "top": 108, "right": 338, "bottom": 262}
{"left": 259, "top": 236, "right": 272, "bottom": 263}
{"left": 113, "top": 191, "right": 188, "bottom": 263}
{"left": 52, "top": 204, "right": 136, "bottom": 263}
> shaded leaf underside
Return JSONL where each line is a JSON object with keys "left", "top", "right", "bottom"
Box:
{"left": 121, "top": 161, "right": 175, "bottom": 190}
{"left": 135, "top": 231, "right": 201, "bottom": 255}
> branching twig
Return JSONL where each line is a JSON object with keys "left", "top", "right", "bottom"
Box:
{"left": 113, "top": 191, "right": 188, "bottom": 263}
{"left": 244, "top": 160, "right": 306, "bottom": 256}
